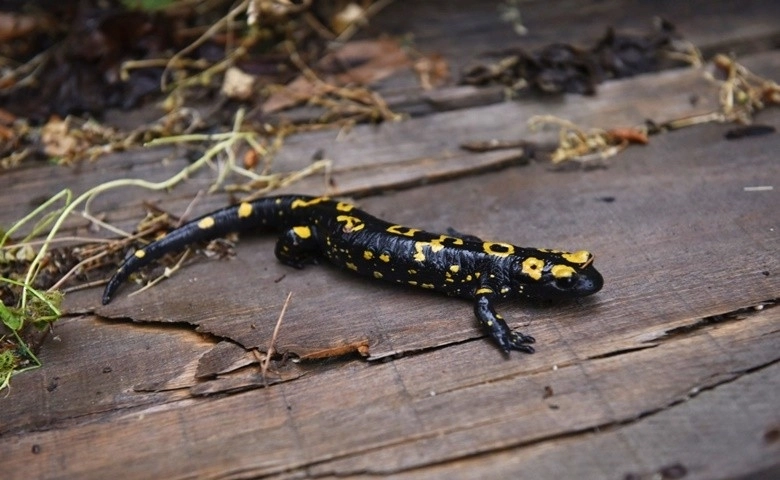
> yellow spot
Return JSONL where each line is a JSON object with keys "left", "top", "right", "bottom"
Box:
{"left": 475, "top": 287, "right": 494, "bottom": 295}
{"left": 408, "top": 281, "right": 418, "bottom": 286}
{"left": 386, "top": 225, "right": 421, "bottom": 237}
{"left": 364, "top": 251, "right": 374, "bottom": 260}
{"left": 522, "top": 257, "right": 545, "bottom": 280}
{"left": 496, "top": 314, "right": 504, "bottom": 320}
{"left": 445, "top": 278, "right": 454, "bottom": 283}
{"left": 430, "top": 234, "right": 463, "bottom": 248}
{"left": 346, "top": 262, "right": 358, "bottom": 271}
{"left": 336, "top": 202, "right": 354, "bottom": 212}
{"left": 413, "top": 243, "right": 426, "bottom": 262}
{"left": 134, "top": 249, "right": 146, "bottom": 259}
{"left": 291, "top": 197, "right": 329, "bottom": 209}
{"left": 444, "top": 235, "right": 464, "bottom": 246}
{"left": 429, "top": 241, "right": 445, "bottom": 253}
{"left": 237, "top": 202, "right": 253, "bottom": 218}
{"left": 474, "top": 272, "right": 481, "bottom": 278}
{"left": 551, "top": 264, "right": 576, "bottom": 278}
{"left": 563, "top": 250, "right": 593, "bottom": 266}
{"left": 408, "top": 269, "right": 417, "bottom": 275}
{"left": 379, "top": 253, "right": 391, "bottom": 263}
{"left": 449, "top": 265, "right": 460, "bottom": 273}
{"left": 465, "top": 274, "right": 473, "bottom": 281}
{"left": 337, "top": 215, "right": 365, "bottom": 233}
{"left": 373, "top": 271, "right": 383, "bottom": 279}
{"left": 483, "top": 242, "right": 515, "bottom": 257}
{"left": 410, "top": 234, "right": 463, "bottom": 263}
{"left": 198, "top": 216, "right": 215, "bottom": 229}
{"left": 293, "top": 226, "right": 312, "bottom": 239}
{"left": 500, "top": 287, "right": 510, "bottom": 294}
{"left": 421, "top": 283, "right": 435, "bottom": 289}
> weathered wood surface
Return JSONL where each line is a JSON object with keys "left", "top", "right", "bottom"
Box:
{"left": 1, "top": 0, "right": 779, "bottom": 479}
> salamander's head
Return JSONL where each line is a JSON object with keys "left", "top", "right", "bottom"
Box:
{"left": 511, "top": 249, "right": 603, "bottom": 299}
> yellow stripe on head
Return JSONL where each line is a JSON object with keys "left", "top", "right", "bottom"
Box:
{"left": 562, "top": 250, "right": 592, "bottom": 266}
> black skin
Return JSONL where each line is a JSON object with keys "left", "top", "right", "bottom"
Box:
{"left": 103, "top": 195, "right": 604, "bottom": 354}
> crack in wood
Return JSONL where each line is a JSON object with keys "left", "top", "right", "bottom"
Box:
{"left": 583, "top": 344, "right": 658, "bottom": 360}
{"left": 341, "top": 149, "right": 531, "bottom": 199}
{"left": 366, "top": 333, "right": 481, "bottom": 361}
{"left": 651, "top": 298, "right": 778, "bottom": 343}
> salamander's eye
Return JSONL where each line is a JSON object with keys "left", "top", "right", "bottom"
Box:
{"left": 554, "top": 275, "right": 576, "bottom": 289}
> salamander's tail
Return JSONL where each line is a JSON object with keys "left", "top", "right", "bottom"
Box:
{"left": 101, "top": 195, "right": 315, "bottom": 304}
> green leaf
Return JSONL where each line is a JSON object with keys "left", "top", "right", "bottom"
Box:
{"left": 0, "top": 301, "right": 23, "bottom": 331}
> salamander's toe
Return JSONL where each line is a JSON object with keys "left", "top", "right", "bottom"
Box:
{"left": 497, "top": 331, "right": 536, "bottom": 354}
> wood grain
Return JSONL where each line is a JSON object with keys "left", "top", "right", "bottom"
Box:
{"left": 1, "top": 1, "right": 779, "bottom": 479}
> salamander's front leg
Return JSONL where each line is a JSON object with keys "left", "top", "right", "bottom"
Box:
{"left": 274, "top": 226, "right": 322, "bottom": 268}
{"left": 474, "top": 291, "right": 535, "bottom": 354}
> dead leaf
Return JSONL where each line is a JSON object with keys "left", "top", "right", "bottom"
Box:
{"left": 41, "top": 117, "right": 87, "bottom": 159}
{"left": 331, "top": 2, "right": 367, "bottom": 35}
{"left": 606, "top": 127, "right": 649, "bottom": 144}
{"left": 262, "top": 37, "right": 410, "bottom": 114}
{"left": 0, "top": 11, "right": 54, "bottom": 42}
{"left": 221, "top": 66, "right": 256, "bottom": 100}
{"left": 413, "top": 53, "right": 450, "bottom": 90}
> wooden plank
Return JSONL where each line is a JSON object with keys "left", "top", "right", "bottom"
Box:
{"left": 1, "top": 300, "right": 776, "bottom": 479}
{"left": 4, "top": 48, "right": 777, "bottom": 236}
{"left": 0, "top": 316, "right": 211, "bottom": 435}
{"left": 367, "top": 0, "right": 780, "bottom": 79}
{"left": 3, "top": 24, "right": 779, "bottom": 235}
{"left": 286, "top": 0, "right": 780, "bottom": 118}
{"left": 388, "top": 340, "right": 780, "bottom": 480}
{"left": 93, "top": 102, "right": 780, "bottom": 361}
{"left": 3, "top": 105, "right": 778, "bottom": 475}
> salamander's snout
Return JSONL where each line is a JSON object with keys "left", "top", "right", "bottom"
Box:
{"left": 574, "top": 265, "right": 603, "bottom": 296}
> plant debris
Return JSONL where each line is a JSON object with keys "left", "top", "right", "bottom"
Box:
{"left": 1, "top": 1, "right": 179, "bottom": 121}
{"left": 259, "top": 37, "right": 408, "bottom": 123}
{"left": 528, "top": 115, "right": 648, "bottom": 165}
{"left": 646, "top": 54, "right": 780, "bottom": 133}
{"left": 461, "top": 19, "right": 694, "bottom": 95}
{"left": 0, "top": 0, "right": 407, "bottom": 168}
{"left": 461, "top": 48, "right": 778, "bottom": 166}
{"left": 724, "top": 124, "right": 776, "bottom": 140}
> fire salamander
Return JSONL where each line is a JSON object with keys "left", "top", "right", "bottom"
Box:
{"left": 103, "top": 195, "right": 603, "bottom": 354}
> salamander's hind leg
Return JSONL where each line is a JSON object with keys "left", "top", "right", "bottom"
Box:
{"left": 274, "top": 226, "right": 322, "bottom": 269}
{"left": 474, "top": 293, "right": 535, "bottom": 354}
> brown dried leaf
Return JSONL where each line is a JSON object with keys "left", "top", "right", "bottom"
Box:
{"left": 606, "top": 128, "right": 649, "bottom": 145}
{"left": 262, "top": 38, "right": 410, "bottom": 114}
{"left": 41, "top": 117, "right": 87, "bottom": 159}
{"left": 221, "top": 66, "right": 256, "bottom": 100}
{"left": 413, "top": 53, "right": 450, "bottom": 90}
{"left": 0, "top": 11, "right": 54, "bottom": 42}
